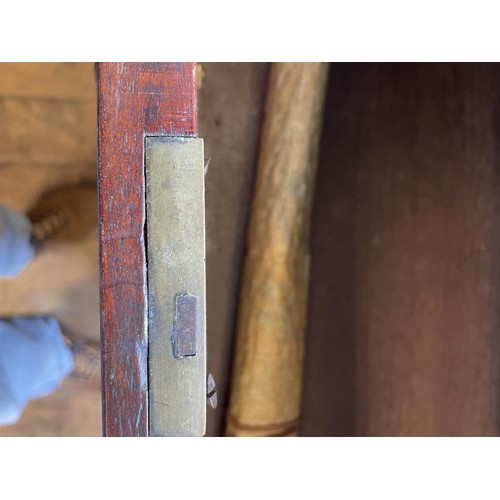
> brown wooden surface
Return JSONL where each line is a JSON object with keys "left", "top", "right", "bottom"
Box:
{"left": 301, "top": 63, "right": 500, "bottom": 436}
{"left": 226, "top": 63, "right": 329, "bottom": 436}
{"left": 97, "top": 62, "right": 197, "bottom": 436}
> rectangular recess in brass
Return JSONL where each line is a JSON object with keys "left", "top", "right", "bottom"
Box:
{"left": 173, "top": 294, "right": 198, "bottom": 357}
{"left": 145, "top": 136, "right": 206, "bottom": 437}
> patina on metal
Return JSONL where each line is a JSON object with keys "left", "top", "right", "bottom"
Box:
{"left": 173, "top": 294, "right": 198, "bottom": 357}
{"left": 145, "top": 136, "right": 206, "bottom": 437}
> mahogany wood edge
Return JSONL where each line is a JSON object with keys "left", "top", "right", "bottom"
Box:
{"left": 97, "top": 62, "right": 198, "bottom": 436}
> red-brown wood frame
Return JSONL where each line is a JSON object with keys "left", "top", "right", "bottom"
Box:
{"left": 97, "top": 62, "right": 198, "bottom": 436}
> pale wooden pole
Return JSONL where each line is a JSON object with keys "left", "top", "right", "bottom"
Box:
{"left": 225, "top": 62, "right": 330, "bottom": 437}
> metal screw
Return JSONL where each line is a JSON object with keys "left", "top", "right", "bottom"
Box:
{"left": 206, "top": 373, "right": 217, "bottom": 409}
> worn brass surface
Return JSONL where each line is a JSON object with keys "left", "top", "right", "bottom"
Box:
{"left": 146, "top": 137, "right": 206, "bottom": 437}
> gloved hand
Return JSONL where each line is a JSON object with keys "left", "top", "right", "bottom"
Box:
{"left": 0, "top": 316, "right": 74, "bottom": 425}
{"left": 0, "top": 204, "right": 35, "bottom": 278}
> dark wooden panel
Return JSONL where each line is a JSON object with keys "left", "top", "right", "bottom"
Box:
{"left": 302, "top": 63, "right": 500, "bottom": 436}
{"left": 199, "top": 63, "right": 270, "bottom": 436}
{"left": 97, "top": 62, "right": 197, "bottom": 436}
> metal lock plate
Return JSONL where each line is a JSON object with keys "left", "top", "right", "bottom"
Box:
{"left": 145, "top": 136, "right": 206, "bottom": 437}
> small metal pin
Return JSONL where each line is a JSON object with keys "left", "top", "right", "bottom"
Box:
{"left": 204, "top": 158, "right": 211, "bottom": 176}
{"left": 206, "top": 373, "right": 217, "bottom": 409}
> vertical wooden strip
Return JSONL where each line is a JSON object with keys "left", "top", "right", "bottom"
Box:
{"left": 97, "top": 62, "right": 197, "bottom": 436}
{"left": 225, "top": 63, "right": 329, "bottom": 437}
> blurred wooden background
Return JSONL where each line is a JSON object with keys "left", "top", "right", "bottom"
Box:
{"left": 0, "top": 63, "right": 100, "bottom": 436}
{"left": 0, "top": 63, "right": 498, "bottom": 436}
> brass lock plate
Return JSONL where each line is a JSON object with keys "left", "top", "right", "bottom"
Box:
{"left": 145, "top": 136, "right": 206, "bottom": 437}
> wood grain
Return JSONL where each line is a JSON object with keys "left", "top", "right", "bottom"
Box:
{"left": 301, "top": 63, "right": 500, "bottom": 436}
{"left": 97, "top": 62, "right": 197, "bottom": 436}
{"left": 0, "top": 97, "right": 96, "bottom": 167}
{"left": 225, "top": 63, "right": 329, "bottom": 437}
{"left": 0, "top": 62, "right": 96, "bottom": 100}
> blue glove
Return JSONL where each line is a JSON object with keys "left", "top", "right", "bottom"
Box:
{"left": 0, "top": 204, "right": 35, "bottom": 278}
{"left": 0, "top": 316, "right": 74, "bottom": 425}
